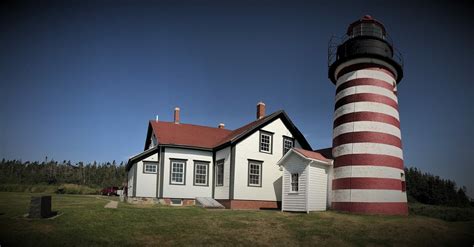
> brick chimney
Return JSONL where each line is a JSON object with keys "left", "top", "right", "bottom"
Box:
{"left": 256, "top": 102, "right": 265, "bottom": 119}
{"left": 174, "top": 107, "right": 180, "bottom": 124}
{"left": 218, "top": 123, "right": 225, "bottom": 129}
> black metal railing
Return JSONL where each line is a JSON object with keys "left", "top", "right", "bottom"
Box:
{"left": 328, "top": 34, "right": 403, "bottom": 68}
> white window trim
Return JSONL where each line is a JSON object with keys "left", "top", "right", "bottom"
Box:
{"left": 215, "top": 160, "right": 224, "bottom": 187}
{"left": 283, "top": 136, "right": 294, "bottom": 155}
{"left": 143, "top": 162, "right": 158, "bottom": 174}
{"left": 170, "top": 159, "right": 186, "bottom": 185}
{"left": 193, "top": 161, "right": 209, "bottom": 186}
{"left": 259, "top": 131, "right": 273, "bottom": 154}
{"left": 248, "top": 160, "right": 263, "bottom": 187}
{"left": 290, "top": 173, "right": 299, "bottom": 192}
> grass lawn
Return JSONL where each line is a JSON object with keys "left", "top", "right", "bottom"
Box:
{"left": 0, "top": 192, "right": 472, "bottom": 246}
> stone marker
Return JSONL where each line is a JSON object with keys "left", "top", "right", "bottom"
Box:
{"left": 29, "top": 196, "right": 54, "bottom": 218}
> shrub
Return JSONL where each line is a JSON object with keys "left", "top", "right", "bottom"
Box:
{"left": 56, "top": 184, "right": 99, "bottom": 195}
{"left": 0, "top": 184, "right": 98, "bottom": 195}
{"left": 0, "top": 184, "right": 57, "bottom": 193}
{"left": 409, "top": 203, "right": 474, "bottom": 222}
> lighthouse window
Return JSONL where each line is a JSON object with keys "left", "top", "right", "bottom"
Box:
{"left": 259, "top": 131, "right": 273, "bottom": 154}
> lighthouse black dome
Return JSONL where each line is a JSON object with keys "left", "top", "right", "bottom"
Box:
{"left": 328, "top": 15, "right": 404, "bottom": 84}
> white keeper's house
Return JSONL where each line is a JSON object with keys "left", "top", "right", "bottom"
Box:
{"left": 126, "top": 102, "right": 333, "bottom": 210}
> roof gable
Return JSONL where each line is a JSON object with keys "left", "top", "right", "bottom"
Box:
{"left": 293, "top": 148, "right": 332, "bottom": 163}
{"left": 144, "top": 110, "right": 312, "bottom": 151}
{"left": 126, "top": 147, "right": 158, "bottom": 171}
{"left": 277, "top": 148, "right": 332, "bottom": 167}
{"left": 214, "top": 110, "right": 312, "bottom": 150}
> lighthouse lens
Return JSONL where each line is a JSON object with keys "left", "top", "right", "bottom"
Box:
{"left": 351, "top": 23, "right": 384, "bottom": 40}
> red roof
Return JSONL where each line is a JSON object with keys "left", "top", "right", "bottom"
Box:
{"left": 150, "top": 121, "right": 232, "bottom": 149}
{"left": 293, "top": 148, "right": 332, "bottom": 162}
{"left": 147, "top": 110, "right": 312, "bottom": 151}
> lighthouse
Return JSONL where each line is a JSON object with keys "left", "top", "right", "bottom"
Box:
{"left": 328, "top": 15, "right": 408, "bottom": 215}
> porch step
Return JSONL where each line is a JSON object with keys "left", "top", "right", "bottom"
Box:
{"left": 195, "top": 197, "right": 225, "bottom": 209}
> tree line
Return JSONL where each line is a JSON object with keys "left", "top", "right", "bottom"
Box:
{"left": 0, "top": 158, "right": 126, "bottom": 188}
{"left": 405, "top": 167, "right": 470, "bottom": 207}
{"left": 0, "top": 159, "right": 471, "bottom": 206}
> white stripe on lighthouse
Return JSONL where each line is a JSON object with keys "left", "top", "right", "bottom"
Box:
{"left": 334, "top": 102, "right": 400, "bottom": 120}
{"left": 333, "top": 143, "right": 404, "bottom": 159}
{"left": 335, "top": 85, "right": 398, "bottom": 102}
{"left": 336, "top": 69, "right": 396, "bottom": 88}
{"left": 333, "top": 57, "right": 399, "bottom": 81}
{"left": 333, "top": 121, "right": 401, "bottom": 138}
{"left": 333, "top": 166, "right": 404, "bottom": 180}
{"left": 332, "top": 189, "right": 408, "bottom": 203}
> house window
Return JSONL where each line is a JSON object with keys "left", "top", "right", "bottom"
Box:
{"left": 170, "top": 159, "right": 186, "bottom": 185}
{"left": 143, "top": 162, "right": 157, "bottom": 174}
{"left": 259, "top": 131, "right": 273, "bottom": 154}
{"left": 216, "top": 159, "right": 224, "bottom": 186}
{"left": 170, "top": 198, "right": 182, "bottom": 206}
{"left": 194, "top": 161, "right": 209, "bottom": 186}
{"left": 283, "top": 136, "right": 294, "bottom": 155}
{"left": 248, "top": 160, "right": 263, "bottom": 187}
{"left": 291, "top": 173, "right": 299, "bottom": 192}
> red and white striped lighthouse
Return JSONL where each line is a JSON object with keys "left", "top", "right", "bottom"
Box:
{"left": 328, "top": 15, "right": 408, "bottom": 215}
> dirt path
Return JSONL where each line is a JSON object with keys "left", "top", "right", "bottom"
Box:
{"left": 104, "top": 201, "right": 118, "bottom": 209}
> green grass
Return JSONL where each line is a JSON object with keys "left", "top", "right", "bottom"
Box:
{"left": 0, "top": 192, "right": 473, "bottom": 246}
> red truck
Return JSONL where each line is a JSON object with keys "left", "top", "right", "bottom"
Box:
{"left": 100, "top": 187, "right": 119, "bottom": 196}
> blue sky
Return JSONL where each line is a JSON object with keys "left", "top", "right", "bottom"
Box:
{"left": 1, "top": 0, "right": 472, "bottom": 196}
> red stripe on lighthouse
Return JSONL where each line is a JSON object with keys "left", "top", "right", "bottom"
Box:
{"left": 333, "top": 154, "right": 404, "bottom": 169}
{"left": 335, "top": 93, "right": 399, "bottom": 110}
{"left": 333, "top": 112, "right": 401, "bottom": 128}
{"left": 332, "top": 177, "right": 403, "bottom": 190}
{"left": 333, "top": 132, "right": 402, "bottom": 148}
{"left": 336, "top": 78, "right": 394, "bottom": 94}
{"left": 332, "top": 202, "right": 408, "bottom": 215}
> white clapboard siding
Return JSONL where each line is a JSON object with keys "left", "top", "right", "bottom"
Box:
{"left": 307, "top": 163, "right": 328, "bottom": 211}
{"left": 162, "top": 147, "right": 214, "bottom": 199}
{"left": 135, "top": 154, "right": 159, "bottom": 198}
{"left": 233, "top": 118, "right": 302, "bottom": 201}
{"left": 279, "top": 149, "right": 332, "bottom": 213}
{"left": 214, "top": 147, "right": 231, "bottom": 200}
{"left": 127, "top": 164, "right": 135, "bottom": 196}
{"left": 282, "top": 160, "right": 308, "bottom": 212}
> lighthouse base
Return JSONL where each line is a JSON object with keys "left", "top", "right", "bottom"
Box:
{"left": 332, "top": 202, "right": 408, "bottom": 215}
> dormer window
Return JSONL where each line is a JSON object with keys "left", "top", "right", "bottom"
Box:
{"left": 259, "top": 130, "right": 273, "bottom": 154}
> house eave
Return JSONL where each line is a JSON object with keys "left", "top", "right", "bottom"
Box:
{"left": 216, "top": 110, "right": 312, "bottom": 151}
{"left": 160, "top": 144, "right": 214, "bottom": 152}
{"left": 277, "top": 148, "right": 332, "bottom": 168}
{"left": 126, "top": 146, "right": 159, "bottom": 171}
